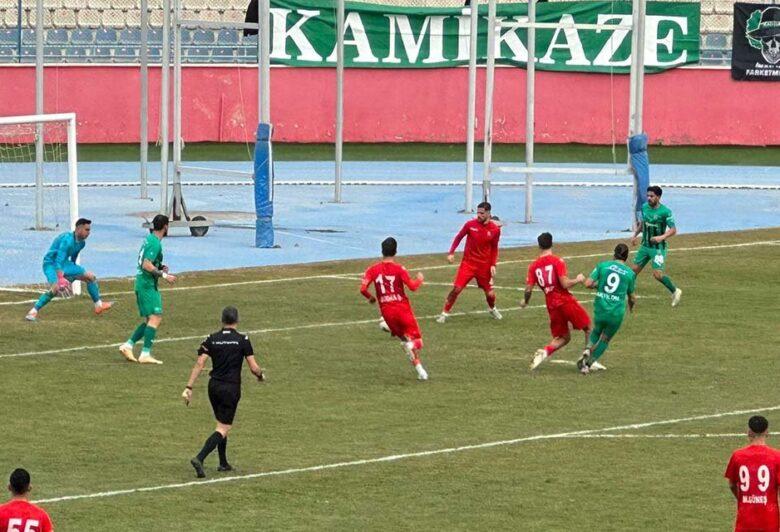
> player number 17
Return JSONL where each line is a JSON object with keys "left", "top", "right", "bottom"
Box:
{"left": 375, "top": 274, "right": 396, "bottom": 295}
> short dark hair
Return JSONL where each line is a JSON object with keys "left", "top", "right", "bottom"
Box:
{"left": 75, "top": 218, "right": 91, "bottom": 227}
{"left": 221, "top": 306, "right": 239, "bottom": 325}
{"left": 537, "top": 232, "right": 553, "bottom": 250}
{"left": 152, "top": 214, "right": 169, "bottom": 231}
{"left": 647, "top": 186, "right": 663, "bottom": 197}
{"left": 614, "top": 243, "right": 629, "bottom": 261}
{"left": 477, "top": 201, "right": 491, "bottom": 211}
{"left": 749, "top": 415, "right": 769, "bottom": 435}
{"left": 381, "top": 237, "right": 397, "bottom": 257}
{"left": 9, "top": 469, "right": 30, "bottom": 496}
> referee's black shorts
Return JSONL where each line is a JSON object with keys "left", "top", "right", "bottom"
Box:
{"left": 208, "top": 379, "right": 241, "bottom": 425}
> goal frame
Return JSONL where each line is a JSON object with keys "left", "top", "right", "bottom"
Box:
{"left": 0, "top": 112, "right": 79, "bottom": 232}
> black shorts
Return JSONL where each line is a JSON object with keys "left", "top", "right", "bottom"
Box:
{"left": 208, "top": 379, "right": 241, "bottom": 425}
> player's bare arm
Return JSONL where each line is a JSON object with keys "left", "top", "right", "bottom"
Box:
{"left": 650, "top": 226, "right": 677, "bottom": 244}
{"left": 630, "top": 222, "right": 643, "bottom": 246}
{"left": 627, "top": 293, "right": 637, "bottom": 313}
{"left": 446, "top": 253, "right": 455, "bottom": 264}
{"left": 182, "top": 353, "right": 209, "bottom": 406}
{"left": 559, "top": 273, "right": 586, "bottom": 289}
{"left": 584, "top": 277, "right": 597, "bottom": 289}
{"left": 246, "top": 355, "right": 265, "bottom": 381}
{"left": 143, "top": 258, "right": 176, "bottom": 284}
{"left": 521, "top": 283, "right": 534, "bottom": 308}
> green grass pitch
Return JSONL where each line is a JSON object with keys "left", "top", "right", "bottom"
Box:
{"left": 1, "top": 228, "right": 779, "bottom": 530}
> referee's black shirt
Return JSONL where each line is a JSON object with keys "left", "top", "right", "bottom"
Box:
{"left": 198, "top": 328, "right": 254, "bottom": 384}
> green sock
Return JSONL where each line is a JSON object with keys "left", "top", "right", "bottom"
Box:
{"left": 128, "top": 323, "right": 146, "bottom": 345}
{"left": 660, "top": 275, "right": 677, "bottom": 294}
{"left": 590, "top": 340, "right": 610, "bottom": 363}
{"left": 588, "top": 330, "right": 600, "bottom": 348}
{"left": 142, "top": 326, "right": 157, "bottom": 353}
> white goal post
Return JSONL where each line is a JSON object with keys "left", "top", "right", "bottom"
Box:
{"left": 0, "top": 112, "right": 80, "bottom": 232}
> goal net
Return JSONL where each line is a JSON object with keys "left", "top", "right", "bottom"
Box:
{"left": 0, "top": 113, "right": 79, "bottom": 232}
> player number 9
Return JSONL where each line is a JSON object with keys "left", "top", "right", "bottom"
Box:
{"left": 604, "top": 272, "right": 620, "bottom": 294}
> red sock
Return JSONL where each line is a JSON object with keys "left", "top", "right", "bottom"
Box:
{"left": 411, "top": 355, "right": 421, "bottom": 366}
{"left": 544, "top": 345, "right": 557, "bottom": 356}
{"left": 412, "top": 338, "right": 423, "bottom": 350}
{"left": 486, "top": 292, "right": 496, "bottom": 309}
{"left": 443, "top": 297, "right": 456, "bottom": 313}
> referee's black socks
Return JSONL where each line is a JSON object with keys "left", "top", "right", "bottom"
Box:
{"left": 218, "top": 437, "right": 228, "bottom": 466}
{"left": 196, "top": 431, "right": 224, "bottom": 463}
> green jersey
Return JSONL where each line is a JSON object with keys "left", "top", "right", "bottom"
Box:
{"left": 589, "top": 260, "right": 636, "bottom": 319}
{"left": 135, "top": 233, "right": 163, "bottom": 290}
{"left": 640, "top": 202, "right": 675, "bottom": 249}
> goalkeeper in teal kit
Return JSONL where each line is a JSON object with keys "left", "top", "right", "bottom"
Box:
{"left": 25, "top": 218, "right": 113, "bottom": 321}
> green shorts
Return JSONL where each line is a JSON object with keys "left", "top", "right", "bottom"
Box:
{"left": 634, "top": 245, "right": 667, "bottom": 271}
{"left": 592, "top": 315, "right": 623, "bottom": 340}
{"left": 135, "top": 288, "right": 162, "bottom": 317}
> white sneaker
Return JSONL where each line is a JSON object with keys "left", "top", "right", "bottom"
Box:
{"left": 379, "top": 319, "right": 390, "bottom": 332}
{"left": 416, "top": 364, "right": 429, "bottom": 381}
{"left": 119, "top": 343, "right": 138, "bottom": 363}
{"left": 530, "top": 349, "right": 548, "bottom": 371}
{"left": 138, "top": 354, "right": 163, "bottom": 365}
{"left": 590, "top": 361, "right": 607, "bottom": 371}
{"left": 25, "top": 309, "right": 38, "bottom": 322}
{"left": 671, "top": 288, "right": 682, "bottom": 307}
{"left": 435, "top": 312, "right": 449, "bottom": 324}
{"left": 489, "top": 307, "right": 502, "bottom": 320}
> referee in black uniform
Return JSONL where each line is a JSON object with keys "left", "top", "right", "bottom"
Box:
{"left": 182, "top": 306, "right": 264, "bottom": 478}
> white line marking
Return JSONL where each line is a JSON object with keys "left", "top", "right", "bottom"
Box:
{"left": 32, "top": 404, "right": 780, "bottom": 505}
{"left": 0, "top": 304, "right": 550, "bottom": 359}
{"left": 2, "top": 239, "right": 777, "bottom": 303}
{"left": 561, "top": 433, "right": 745, "bottom": 439}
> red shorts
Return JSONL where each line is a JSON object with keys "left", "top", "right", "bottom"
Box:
{"left": 454, "top": 262, "right": 493, "bottom": 291}
{"left": 381, "top": 306, "right": 422, "bottom": 341}
{"left": 548, "top": 300, "right": 591, "bottom": 338}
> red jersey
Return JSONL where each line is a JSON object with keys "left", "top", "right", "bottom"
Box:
{"left": 0, "top": 500, "right": 53, "bottom": 532}
{"left": 360, "top": 261, "right": 422, "bottom": 310}
{"left": 526, "top": 253, "right": 576, "bottom": 310}
{"left": 448, "top": 219, "right": 500, "bottom": 267}
{"left": 725, "top": 444, "right": 780, "bottom": 532}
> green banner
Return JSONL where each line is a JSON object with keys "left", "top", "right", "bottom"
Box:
{"left": 267, "top": 0, "right": 700, "bottom": 72}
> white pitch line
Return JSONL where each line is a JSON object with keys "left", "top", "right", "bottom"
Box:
{"left": 2, "top": 239, "right": 777, "bottom": 303}
{"left": 0, "top": 304, "right": 548, "bottom": 360}
{"left": 560, "top": 433, "right": 746, "bottom": 439}
{"left": 32, "top": 404, "right": 780, "bottom": 505}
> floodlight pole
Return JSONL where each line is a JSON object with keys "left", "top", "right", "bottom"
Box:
{"left": 628, "top": 0, "right": 646, "bottom": 226}
{"left": 464, "top": 2, "right": 478, "bottom": 213}
{"left": 34, "top": 0, "right": 44, "bottom": 230}
{"left": 524, "top": 0, "right": 536, "bottom": 224}
{"left": 160, "top": 0, "right": 171, "bottom": 213}
{"left": 139, "top": 0, "right": 149, "bottom": 199}
{"left": 259, "top": 0, "right": 271, "bottom": 123}
{"left": 481, "top": 0, "right": 497, "bottom": 203}
{"left": 334, "top": 0, "right": 345, "bottom": 203}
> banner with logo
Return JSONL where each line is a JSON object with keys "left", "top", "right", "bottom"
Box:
{"left": 257, "top": 1, "right": 700, "bottom": 72}
{"left": 732, "top": 3, "right": 780, "bottom": 80}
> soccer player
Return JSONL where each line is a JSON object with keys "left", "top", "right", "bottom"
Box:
{"left": 183, "top": 306, "right": 264, "bottom": 478}
{"left": 725, "top": 415, "right": 780, "bottom": 532}
{"left": 0, "top": 469, "right": 53, "bottom": 532}
{"left": 631, "top": 185, "right": 682, "bottom": 307}
{"left": 118, "top": 214, "right": 176, "bottom": 365}
{"left": 577, "top": 243, "right": 637, "bottom": 375}
{"left": 25, "top": 218, "right": 113, "bottom": 321}
{"left": 523, "top": 232, "right": 590, "bottom": 371}
{"left": 360, "top": 237, "right": 428, "bottom": 381}
{"left": 436, "top": 202, "right": 501, "bottom": 323}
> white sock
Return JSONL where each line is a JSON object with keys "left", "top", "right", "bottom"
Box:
{"left": 28, "top": 307, "right": 37, "bottom": 315}
{"left": 140, "top": 349, "right": 151, "bottom": 358}
{"left": 94, "top": 300, "right": 103, "bottom": 308}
